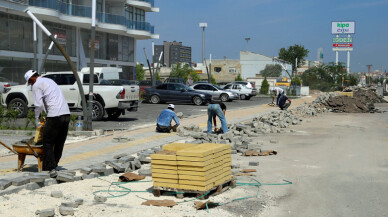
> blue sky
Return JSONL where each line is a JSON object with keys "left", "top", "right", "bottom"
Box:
{"left": 137, "top": 0, "right": 388, "bottom": 73}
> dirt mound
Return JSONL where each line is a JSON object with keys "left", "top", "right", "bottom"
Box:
{"left": 320, "top": 88, "right": 386, "bottom": 113}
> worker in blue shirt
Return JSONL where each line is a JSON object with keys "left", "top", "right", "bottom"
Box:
{"left": 156, "top": 104, "right": 180, "bottom": 133}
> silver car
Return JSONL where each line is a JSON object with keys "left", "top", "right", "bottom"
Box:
{"left": 190, "top": 83, "right": 239, "bottom": 102}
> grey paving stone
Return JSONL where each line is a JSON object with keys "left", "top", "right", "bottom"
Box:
{"left": 61, "top": 202, "right": 78, "bottom": 208}
{"left": 105, "top": 161, "right": 125, "bottom": 172}
{"left": 117, "top": 156, "right": 134, "bottom": 163}
{"left": 113, "top": 153, "right": 128, "bottom": 159}
{"left": 25, "top": 182, "right": 44, "bottom": 190}
{"left": 249, "top": 161, "right": 260, "bottom": 166}
{"left": 0, "top": 179, "right": 12, "bottom": 190}
{"left": 51, "top": 190, "right": 63, "bottom": 198}
{"left": 58, "top": 171, "right": 76, "bottom": 176}
{"left": 0, "top": 185, "right": 25, "bottom": 196}
{"left": 270, "top": 140, "right": 278, "bottom": 144}
{"left": 133, "top": 158, "right": 141, "bottom": 169}
{"left": 247, "top": 144, "right": 262, "bottom": 150}
{"left": 90, "top": 164, "right": 107, "bottom": 173}
{"left": 231, "top": 150, "right": 238, "bottom": 154}
{"left": 59, "top": 206, "right": 74, "bottom": 216}
{"left": 74, "top": 176, "right": 82, "bottom": 181}
{"left": 11, "top": 176, "right": 31, "bottom": 186}
{"left": 103, "top": 167, "right": 114, "bottom": 176}
{"left": 75, "top": 199, "right": 84, "bottom": 206}
{"left": 29, "top": 175, "right": 46, "bottom": 183}
{"left": 56, "top": 173, "right": 74, "bottom": 182}
{"left": 35, "top": 208, "right": 55, "bottom": 217}
{"left": 44, "top": 178, "right": 58, "bottom": 186}
{"left": 94, "top": 195, "right": 107, "bottom": 203}
{"left": 81, "top": 173, "right": 99, "bottom": 180}
{"left": 139, "top": 156, "right": 151, "bottom": 164}
{"left": 79, "top": 167, "right": 92, "bottom": 174}
{"left": 231, "top": 164, "right": 240, "bottom": 169}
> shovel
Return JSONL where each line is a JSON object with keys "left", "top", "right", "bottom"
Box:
{"left": 25, "top": 142, "right": 39, "bottom": 158}
{"left": 0, "top": 141, "right": 18, "bottom": 155}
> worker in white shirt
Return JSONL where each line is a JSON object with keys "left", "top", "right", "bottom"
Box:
{"left": 24, "top": 70, "right": 70, "bottom": 178}
{"left": 270, "top": 87, "right": 285, "bottom": 105}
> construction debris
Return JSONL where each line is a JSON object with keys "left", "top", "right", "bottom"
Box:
{"left": 118, "top": 172, "right": 145, "bottom": 182}
{"left": 194, "top": 200, "right": 219, "bottom": 210}
{"left": 242, "top": 169, "right": 257, "bottom": 173}
{"left": 141, "top": 199, "right": 177, "bottom": 207}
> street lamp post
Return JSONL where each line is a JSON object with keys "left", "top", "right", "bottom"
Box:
{"left": 199, "top": 22, "right": 207, "bottom": 64}
{"left": 245, "top": 37, "right": 250, "bottom": 51}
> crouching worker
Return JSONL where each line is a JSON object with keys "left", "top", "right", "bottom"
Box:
{"left": 279, "top": 94, "right": 291, "bottom": 110}
{"left": 207, "top": 102, "right": 228, "bottom": 134}
{"left": 156, "top": 104, "right": 180, "bottom": 133}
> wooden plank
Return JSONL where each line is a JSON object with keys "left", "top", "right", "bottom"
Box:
{"left": 153, "top": 182, "right": 180, "bottom": 189}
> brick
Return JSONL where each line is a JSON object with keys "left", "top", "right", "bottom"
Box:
{"left": 59, "top": 206, "right": 74, "bottom": 216}
{"left": 29, "top": 175, "right": 46, "bottom": 183}
{"left": 249, "top": 161, "right": 260, "bottom": 166}
{"left": 44, "top": 178, "right": 58, "bottom": 186}
{"left": 58, "top": 171, "right": 76, "bottom": 176}
{"left": 231, "top": 164, "right": 240, "bottom": 169}
{"left": 138, "top": 169, "right": 152, "bottom": 176}
{"left": 11, "top": 176, "right": 31, "bottom": 186}
{"left": 113, "top": 153, "right": 128, "bottom": 159}
{"left": 90, "top": 164, "right": 107, "bottom": 173}
{"left": 79, "top": 167, "right": 92, "bottom": 174}
{"left": 30, "top": 172, "right": 50, "bottom": 179}
{"left": 56, "top": 173, "right": 74, "bottom": 182}
{"left": 231, "top": 150, "right": 237, "bottom": 154}
{"left": 25, "top": 182, "right": 44, "bottom": 190}
{"left": 0, "top": 179, "right": 12, "bottom": 190}
{"left": 247, "top": 144, "right": 262, "bottom": 150}
{"left": 35, "top": 208, "right": 55, "bottom": 217}
{"left": 61, "top": 202, "right": 78, "bottom": 208}
{"left": 51, "top": 190, "right": 63, "bottom": 198}
{"left": 105, "top": 161, "right": 125, "bottom": 172}
{"left": 139, "top": 156, "right": 151, "bottom": 164}
{"left": 133, "top": 158, "right": 141, "bottom": 169}
{"left": 0, "top": 185, "right": 25, "bottom": 196}
{"left": 103, "top": 167, "right": 114, "bottom": 176}
{"left": 81, "top": 173, "right": 99, "bottom": 180}
{"left": 117, "top": 156, "right": 134, "bottom": 163}
{"left": 75, "top": 199, "right": 84, "bottom": 206}
{"left": 94, "top": 195, "right": 107, "bottom": 203}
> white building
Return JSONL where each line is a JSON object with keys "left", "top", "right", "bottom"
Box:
{"left": 240, "top": 51, "right": 292, "bottom": 79}
{"left": 0, "top": 0, "right": 159, "bottom": 83}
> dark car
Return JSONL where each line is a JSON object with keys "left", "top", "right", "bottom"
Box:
{"left": 139, "top": 80, "right": 162, "bottom": 97}
{"left": 144, "top": 83, "right": 212, "bottom": 105}
{"left": 164, "top": 77, "right": 185, "bottom": 84}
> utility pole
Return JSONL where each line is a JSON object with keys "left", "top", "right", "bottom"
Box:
{"left": 199, "top": 22, "right": 207, "bottom": 65}
{"left": 33, "top": 22, "right": 37, "bottom": 71}
{"left": 366, "top": 64, "right": 372, "bottom": 85}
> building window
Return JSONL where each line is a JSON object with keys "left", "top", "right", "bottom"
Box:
{"left": 44, "top": 21, "right": 76, "bottom": 57}
{"left": 80, "top": 29, "right": 107, "bottom": 59}
{"left": 214, "top": 67, "right": 222, "bottom": 73}
{"left": 229, "top": 67, "right": 236, "bottom": 73}
{"left": 0, "top": 12, "right": 33, "bottom": 53}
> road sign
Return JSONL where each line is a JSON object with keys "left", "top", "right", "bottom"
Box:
{"left": 332, "top": 47, "right": 353, "bottom": 52}
{"left": 333, "top": 37, "right": 352, "bottom": 43}
{"left": 333, "top": 44, "right": 353, "bottom": 47}
{"left": 331, "top": 21, "right": 355, "bottom": 34}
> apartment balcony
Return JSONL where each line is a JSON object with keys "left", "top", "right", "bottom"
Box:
{"left": 28, "top": 0, "right": 154, "bottom": 33}
{"left": 126, "top": 0, "right": 159, "bottom": 12}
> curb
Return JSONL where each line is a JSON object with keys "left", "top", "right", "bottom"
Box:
{"left": 0, "top": 129, "right": 104, "bottom": 137}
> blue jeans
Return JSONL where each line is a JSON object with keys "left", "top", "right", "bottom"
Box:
{"left": 276, "top": 92, "right": 284, "bottom": 105}
{"left": 207, "top": 104, "right": 228, "bottom": 133}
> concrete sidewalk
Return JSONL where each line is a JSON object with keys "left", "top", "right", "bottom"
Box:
{"left": 0, "top": 96, "right": 315, "bottom": 178}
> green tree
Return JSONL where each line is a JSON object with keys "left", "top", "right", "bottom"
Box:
{"left": 211, "top": 75, "right": 217, "bottom": 84}
{"left": 170, "top": 63, "right": 195, "bottom": 81}
{"left": 301, "top": 62, "right": 348, "bottom": 91}
{"left": 189, "top": 71, "right": 200, "bottom": 83}
{"left": 156, "top": 71, "right": 161, "bottom": 81}
{"left": 136, "top": 64, "right": 145, "bottom": 81}
{"left": 234, "top": 73, "right": 243, "bottom": 81}
{"left": 260, "top": 76, "right": 270, "bottom": 94}
{"left": 260, "top": 64, "right": 282, "bottom": 77}
{"left": 278, "top": 44, "right": 309, "bottom": 74}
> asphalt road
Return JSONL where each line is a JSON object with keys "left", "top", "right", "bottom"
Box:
{"left": 88, "top": 96, "right": 273, "bottom": 130}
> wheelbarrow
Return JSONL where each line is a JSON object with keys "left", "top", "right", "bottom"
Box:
{"left": 0, "top": 140, "right": 44, "bottom": 172}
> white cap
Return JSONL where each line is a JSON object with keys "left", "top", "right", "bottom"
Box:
{"left": 270, "top": 87, "right": 275, "bottom": 91}
{"left": 168, "top": 104, "right": 175, "bottom": 109}
{"left": 24, "top": 70, "right": 37, "bottom": 85}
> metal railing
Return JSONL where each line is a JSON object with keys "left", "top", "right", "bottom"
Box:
{"left": 27, "top": 0, "right": 154, "bottom": 34}
{"left": 135, "top": 0, "right": 155, "bottom": 7}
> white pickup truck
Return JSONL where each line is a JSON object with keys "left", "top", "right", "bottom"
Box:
{"left": 1, "top": 71, "right": 139, "bottom": 121}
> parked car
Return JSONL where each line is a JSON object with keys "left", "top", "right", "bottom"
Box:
{"left": 224, "top": 83, "right": 256, "bottom": 100}
{"left": 164, "top": 77, "right": 185, "bottom": 84}
{"left": 0, "top": 77, "right": 19, "bottom": 94}
{"left": 143, "top": 83, "right": 212, "bottom": 105}
{"left": 232, "top": 81, "right": 256, "bottom": 89}
{"left": 139, "top": 80, "right": 162, "bottom": 97}
{"left": 194, "top": 81, "right": 209, "bottom": 84}
{"left": 190, "top": 83, "right": 239, "bottom": 102}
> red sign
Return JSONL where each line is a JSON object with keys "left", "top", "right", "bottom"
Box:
{"left": 333, "top": 44, "right": 353, "bottom": 47}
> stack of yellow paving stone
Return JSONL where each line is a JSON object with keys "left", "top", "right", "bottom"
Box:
{"left": 151, "top": 143, "right": 232, "bottom": 192}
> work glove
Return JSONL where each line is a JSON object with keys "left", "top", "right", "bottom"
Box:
{"left": 36, "top": 120, "right": 42, "bottom": 128}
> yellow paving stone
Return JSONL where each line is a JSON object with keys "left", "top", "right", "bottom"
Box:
{"left": 178, "top": 168, "right": 225, "bottom": 181}
{"left": 177, "top": 167, "right": 221, "bottom": 176}
{"left": 176, "top": 143, "right": 226, "bottom": 157}
{"left": 162, "top": 143, "right": 198, "bottom": 152}
{"left": 152, "top": 173, "right": 179, "bottom": 179}
{"left": 176, "top": 155, "right": 212, "bottom": 162}
{"left": 151, "top": 168, "right": 178, "bottom": 175}
{"left": 151, "top": 159, "right": 177, "bottom": 165}
{"left": 150, "top": 151, "right": 177, "bottom": 161}
{"left": 151, "top": 164, "right": 177, "bottom": 170}
{"left": 176, "top": 160, "right": 213, "bottom": 167}
{"left": 152, "top": 177, "right": 179, "bottom": 184}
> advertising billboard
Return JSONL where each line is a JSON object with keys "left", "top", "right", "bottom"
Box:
{"left": 331, "top": 21, "right": 355, "bottom": 34}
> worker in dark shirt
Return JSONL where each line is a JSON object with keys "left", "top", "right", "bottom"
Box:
{"left": 207, "top": 102, "right": 228, "bottom": 133}
{"left": 278, "top": 95, "right": 291, "bottom": 110}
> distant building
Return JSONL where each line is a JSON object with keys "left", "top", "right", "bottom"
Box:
{"left": 297, "top": 60, "right": 321, "bottom": 74}
{"left": 153, "top": 41, "right": 191, "bottom": 67}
